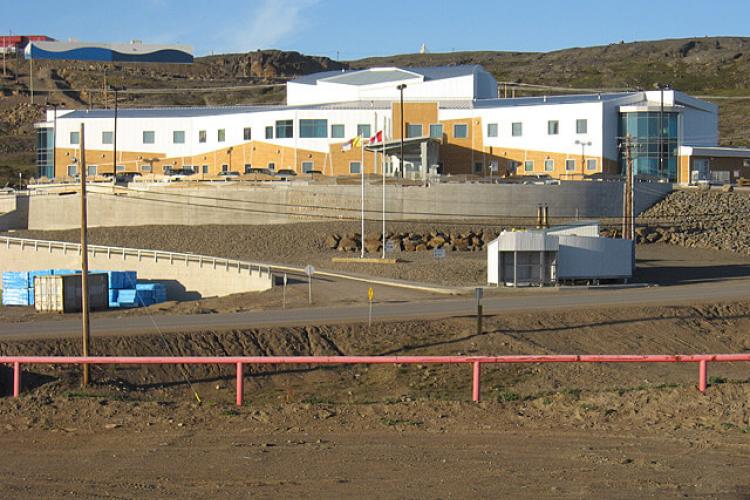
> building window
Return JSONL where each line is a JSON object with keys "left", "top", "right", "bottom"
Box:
{"left": 524, "top": 160, "right": 534, "bottom": 172}
{"left": 299, "top": 119, "right": 328, "bottom": 138}
{"left": 173, "top": 130, "right": 185, "bottom": 144}
{"left": 331, "top": 124, "right": 345, "bottom": 138}
{"left": 302, "top": 161, "right": 314, "bottom": 173}
{"left": 265, "top": 126, "right": 273, "bottom": 139}
{"left": 102, "top": 131, "right": 113, "bottom": 144}
{"left": 565, "top": 159, "right": 576, "bottom": 171}
{"left": 243, "top": 128, "right": 252, "bottom": 141}
{"left": 199, "top": 130, "right": 206, "bottom": 143}
{"left": 349, "top": 161, "right": 361, "bottom": 174}
{"left": 87, "top": 165, "right": 97, "bottom": 176}
{"left": 473, "top": 162, "right": 483, "bottom": 174}
{"left": 275, "top": 120, "right": 293, "bottom": 139}
{"left": 487, "top": 123, "right": 498, "bottom": 137}
{"left": 586, "top": 158, "right": 597, "bottom": 171}
{"left": 544, "top": 159, "right": 554, "bottom": 172}
{"left": 244, "top": 164, "right": 252, "bottom": 173}
{"left": 453, "top": 123, "right": 468, "bottom": 138}
{"left": 357, "top": 124, "right": 371, "bottom": 138}
{"left": 511, "top": 122, "right": 522, "bottom": 137}
{"left": 429, "top": 124, "right": 443, "bottom": 138}
{"left": 547, "top": 120, "right": 559, "bottom": 135}
{"left": 70, "top": 131, "right": 80, "bottom": 145}
{"left": 116, "top": 165, "right": 125, "bottom": 172}
{"left": 202, "top": 165, "right": 209, "bottom": 174}
{"left": 221, "top": 164, "right": 229, "bottom": 173}
{"left": 406, "top": 123, "right": 423, "bottom": 138}
{"left": 141, "top": 164, "right": 152, "bottom": 173}
{"left": 142, "top": 131, "right": 155, "bottom": 144}
{"left": 576, "top": 119, "right": 588, "bottom": 134}
{"left": 217, "top": 129, "right": 226, "bottom": 142}
{"left": 67, "top": 165, "right": 77, "bottom": 176}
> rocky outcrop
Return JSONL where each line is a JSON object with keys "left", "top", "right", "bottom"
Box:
{"left": 325, "top": 230, "right": 494, "bottom": 253}
{"left": 603, "top": 190, "right": 750, "bottom": 254}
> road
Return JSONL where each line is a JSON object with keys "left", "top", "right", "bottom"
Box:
{"left": 3, "top": 277, "right": 750, "bottom": 339}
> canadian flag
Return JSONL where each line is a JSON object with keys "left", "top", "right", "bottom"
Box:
{"left": 368, "top": 130, "right": 383, "bottom": 144}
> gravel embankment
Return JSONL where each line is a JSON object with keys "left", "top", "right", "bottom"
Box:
{"left": 635, "top": 189, "right": 750, "bottom": 254}
{"left": 9, "top": 221, "right": 499, "bottom": 286}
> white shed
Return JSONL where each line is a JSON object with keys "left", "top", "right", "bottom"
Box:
{"left": 487, "top": 223, "right": 634, "bottom": 287}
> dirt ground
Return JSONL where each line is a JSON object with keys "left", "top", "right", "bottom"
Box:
{"left": 0, "top": 301, "right": 750, "bottom": 497}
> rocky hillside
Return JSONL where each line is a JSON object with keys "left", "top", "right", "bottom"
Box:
{"left": 636, "top": 189, "right": 750, "bottom": 253}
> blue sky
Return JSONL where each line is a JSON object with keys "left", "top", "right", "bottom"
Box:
{"left": 5, "top": 0, "right": 750, "bottom": 59}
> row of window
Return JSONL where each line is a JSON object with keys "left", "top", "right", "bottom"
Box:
{"left": 67, "top": 118, "right": 589, "bottom": 147}
{"left": 488, "top": 119, "right": 588, "bottom": 138}
{"left": 520, "top": 158, "right": 598, "bottom": 173}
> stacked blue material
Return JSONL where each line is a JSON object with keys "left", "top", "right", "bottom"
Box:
{"left": 1, "top": 270, "right": 50, "bottom": 306}
{"left": 2, "top": 269, "right": 166, "bottom": 309}
{"left": 2, "top": 287, "right": 32, "bottom": 306}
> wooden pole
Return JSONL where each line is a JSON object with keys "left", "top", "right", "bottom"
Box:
{"left": 79, "top": 123, "right": 91, "bottom": 386}
{"left": 113, "top": 88, "right": 118, "bottom": 177}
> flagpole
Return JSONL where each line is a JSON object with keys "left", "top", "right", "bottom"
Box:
{"left": 360, "top": 136, "right": 365, "bottom": 259}
{"left": 382, "top": 118, "right": 387, "bottom": 259}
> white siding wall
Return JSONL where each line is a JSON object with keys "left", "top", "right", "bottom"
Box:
{"left": 441, "top": 101, "right": 606, "bottom": 158}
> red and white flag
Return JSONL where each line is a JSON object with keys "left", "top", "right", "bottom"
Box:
{"left": 369, "top": 130, "right": 383, "bottom": 144}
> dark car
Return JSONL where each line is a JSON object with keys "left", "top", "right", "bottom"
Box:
{"left": 275, "top": 169, "right": 298, "bottom": 180}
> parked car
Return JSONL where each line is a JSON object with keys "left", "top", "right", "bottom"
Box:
{"left": 275, "top": 169, "right": 297, "bottom": 180}
{"left": 218, "top": 171, "right": 241, "bottom": 180}
{"left": 245, "top": 167, "right": 273, "bottom": 175}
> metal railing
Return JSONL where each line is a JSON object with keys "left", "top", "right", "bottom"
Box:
{"left": 0, "top": 236, "right": 272, "bottom": 278}
{"left": 3, "top": 354, "right": 748, "bottom": 405}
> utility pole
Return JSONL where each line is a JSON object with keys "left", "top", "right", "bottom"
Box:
{"left": 622, "top": 135, "right": 634, "bottom": 241}
{"left": 2, "top": 33, "right": 6, "bottom": 77}
{"left": 79, "top": 123, "right": 92, "bottom": 386}
{"left": 113, "top": 88, "right": 118, "bottom": 176}
{"left": 29, "top": 53, "right": 33, "bottom": 104}
{"left": 397, "top": 83, "right": 407, "bottom": 178}
{"left": 52, "top": 103, "right": 57, "bottom": 179}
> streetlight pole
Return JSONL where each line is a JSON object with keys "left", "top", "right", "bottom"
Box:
{"left": 397, "top": 83, "right": 407, "bottom": 179}
{"left": 658, "top": 83, "right": 670, "bottom": 180}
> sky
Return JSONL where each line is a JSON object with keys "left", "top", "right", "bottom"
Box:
{"left": 5, "top": 0, "right": 750, "bottom": 59}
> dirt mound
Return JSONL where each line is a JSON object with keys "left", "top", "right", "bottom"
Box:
{"left": 2, "top": 301, "right": 749, "bottom": 406}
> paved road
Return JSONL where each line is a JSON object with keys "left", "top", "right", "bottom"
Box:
{"left": 3, "top": 278, "right": 750, "bottom": 339}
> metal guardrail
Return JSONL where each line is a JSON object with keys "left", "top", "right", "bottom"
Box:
{"left": 0, "top": 236, "right": 272, "bottom": 278}
{"left": 3, "top": 354, "right": 747, "bottom": 405}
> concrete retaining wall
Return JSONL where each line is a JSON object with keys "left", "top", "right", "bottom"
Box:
{"left": 1, "top": 181, "right": 672, "bottom": 231}
{"left": 0, "top": 237, "right": 273, "bottom": 299}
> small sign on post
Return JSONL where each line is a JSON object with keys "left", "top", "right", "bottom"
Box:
{"left": 475, "top": 287, "right": 483, "bottom": 335}
{"left": 385, "top": 240, "right": 395, "bottom": 254}
{"left": 433, "top": 247, "right": 446, "bottom": 259}
{"left": 282, "top": 273, "right": 288, "bottom": 309}
{"left": 367, "top": 287, "right": 374, "bottom": 327}
{"left": 304, "top": 265, "right": 315, "bottom": 305}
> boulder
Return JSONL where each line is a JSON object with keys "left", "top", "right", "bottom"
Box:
{"left": 325, "top": 234, "right": 341, "bottom": 249}
{"left": 454, "top": 238, "right": 469, "bottom": 251}
{"left": 415, "top": 243, "right": 427, "bottom": 252}
{"left": 364, "top": 239, "right": 381, "bottom": 253}
{"left": 339, "top": 238, "right": 359, "bottom": 252}
{"left": 722, "top": 184, "right": 734, "bottom": 192}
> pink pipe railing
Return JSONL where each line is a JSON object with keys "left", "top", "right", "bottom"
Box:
{"left": 2, "top": 354, "right": 749, "bottom": 405}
